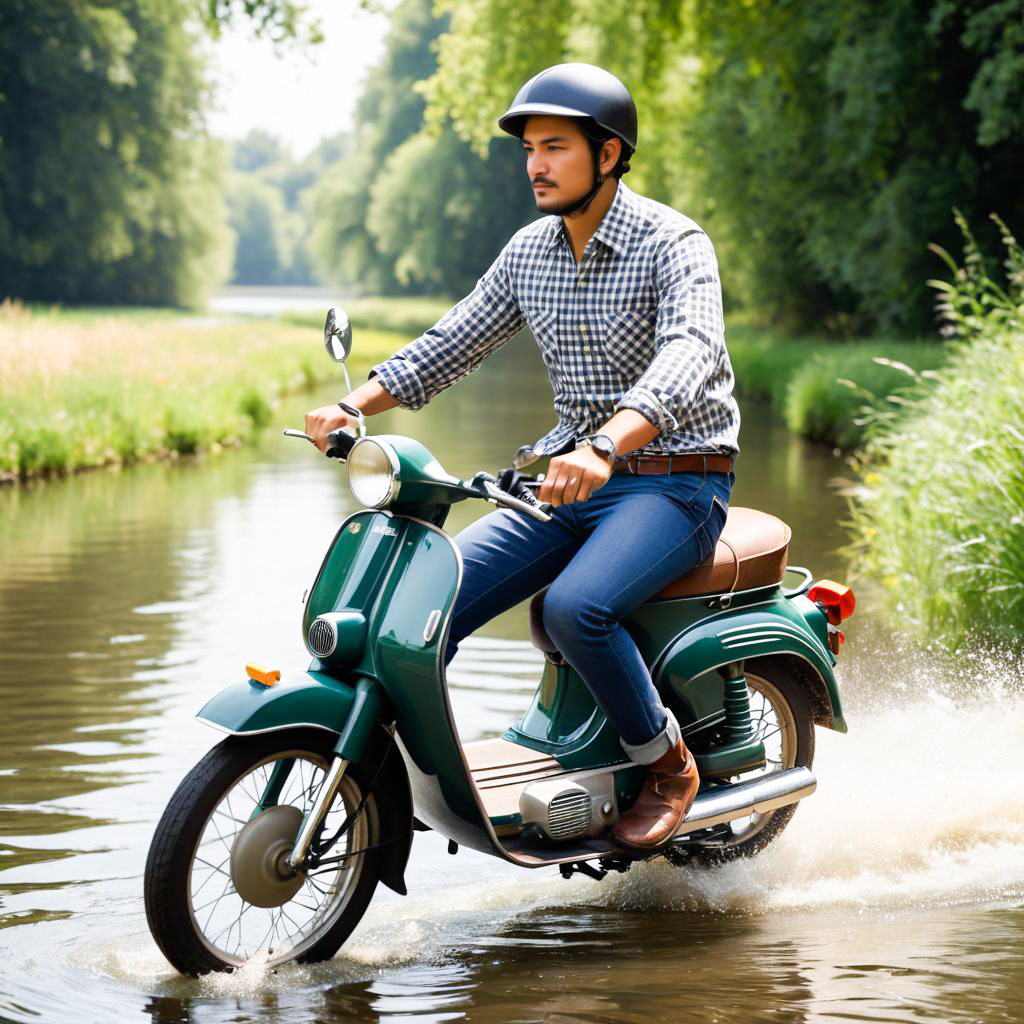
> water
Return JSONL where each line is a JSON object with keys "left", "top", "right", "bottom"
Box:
{"left": 1, "top": 336, "right": 1022, "bottom": 1023}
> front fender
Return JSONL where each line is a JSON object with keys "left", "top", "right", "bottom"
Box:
{"left": 198, "top": 675, "right": 413, "bottom": 896}
{"left": 197, "top": 670, "right": 356, "bottom": 736}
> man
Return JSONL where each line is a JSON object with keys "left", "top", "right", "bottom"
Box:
{"left": 306, "top": 63, "right": 740, "bottom": 850}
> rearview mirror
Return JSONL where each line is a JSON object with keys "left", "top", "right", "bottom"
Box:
{"left": 324, "top": 307, "right": 352, "bottom": 363}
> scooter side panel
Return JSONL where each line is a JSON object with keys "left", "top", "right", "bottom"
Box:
{"left": 303, "top": 511, "right": 404, "bottom": 643}
{"left": 371, "top": 520, "right": 499, "bottom": 854}
{"left": 196, "top": 671, "right": 356, "bottom": 735}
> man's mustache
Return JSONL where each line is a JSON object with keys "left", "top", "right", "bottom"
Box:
{"left": 532, "top": 177, "right": 556, "bottom": 187}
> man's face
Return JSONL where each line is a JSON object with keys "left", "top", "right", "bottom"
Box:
{"left": 521, "top": 115, "right": 596, "bottom": 214}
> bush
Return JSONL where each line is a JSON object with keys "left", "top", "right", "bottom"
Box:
{"left": 783, "top": 345, "right": 947, "bottom": 449}
{"left": 727, "top": 325, "right": 948, "bottom": 449}
{"left": 848, "top": 215, "right": 1024, "bottom": 644}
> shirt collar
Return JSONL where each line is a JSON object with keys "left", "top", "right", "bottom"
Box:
{"left": 542, "top": 181, "right": 639, "bottom": 256}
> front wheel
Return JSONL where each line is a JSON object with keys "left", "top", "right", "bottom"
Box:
{"left": 672, "top": 659, "right": 815, "bottom": 864}
{"left": 145, "top": 728, "right": 382, "bottom": 976}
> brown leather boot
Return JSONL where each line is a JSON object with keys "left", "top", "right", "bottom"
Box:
{"left": 611, "top": 737, "right": 700, "bottom": 850}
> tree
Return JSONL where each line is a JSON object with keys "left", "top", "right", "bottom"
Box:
{"left": 420, "top": 0, "right": 1024, "bottom": 334}
{"left": 0, "top": 0, "right": 232, "bottom": 307}
{"left": 225, "top": 174, "right": 286, "bottom": 283}
{"left": 232, "top": 129, "right": 291, "bottom": 173}
{"left": 309, "top": 0, "right": 536, "bottom": 295}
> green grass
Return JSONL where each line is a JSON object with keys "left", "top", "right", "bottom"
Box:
{"left": 727, "top": 325, "right": 948, "bottom": 449}
{"left": 0, "top": 301, "right": 400, "bottom": 482}
{"left": 847, "top": 328, "right": 1024, "bottom": 645}
{"left": 846, "top": 213, "right": 1024, "bottom": 645}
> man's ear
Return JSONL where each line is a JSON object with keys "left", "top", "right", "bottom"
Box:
{"left": 599, "top": 137, "right": 622, "bottom": 176}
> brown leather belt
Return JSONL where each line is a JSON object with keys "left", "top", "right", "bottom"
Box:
{"left": 612, "top": 453, "right": 734, "bottom": 476}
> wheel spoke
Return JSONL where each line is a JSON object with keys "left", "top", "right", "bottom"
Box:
{"left": 174, "top": 745, "right": 373, "bottom": 970}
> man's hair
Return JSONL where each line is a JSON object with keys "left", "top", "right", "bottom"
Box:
{"left": 579, "top": 120, "right": 632, "bottom": 178}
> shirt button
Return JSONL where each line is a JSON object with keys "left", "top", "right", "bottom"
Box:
{"left": 579, "top": 323, "right": 586, "bottom": 333}
{"left": 582, "top": 345, "right": 591, "bottom": 353}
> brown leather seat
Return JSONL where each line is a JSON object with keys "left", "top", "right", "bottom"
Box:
{"left": 528, "top": 507, "right": 791, "bottom": 656}
{"left": 655, "top": 506, "right": 791, "bottom": 599}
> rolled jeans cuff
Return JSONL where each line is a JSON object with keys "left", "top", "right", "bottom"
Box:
{"left": 620, "top": 708, "right": 681, "bottom": 766}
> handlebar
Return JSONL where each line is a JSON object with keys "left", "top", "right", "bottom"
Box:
{"left": 325, "top": 428, "right": 357, "bottom": 460}
{"left": 471, "top": 471, "right": 551, "bottom": 523}
{"left": 283, "top": 428, "right": 552, "bottom": 522}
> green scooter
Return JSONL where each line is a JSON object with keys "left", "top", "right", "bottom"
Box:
{"left": 144, "top": 309, "right": 855, "bottom": 976}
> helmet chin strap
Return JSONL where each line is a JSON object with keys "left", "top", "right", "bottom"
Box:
{"left": 556, "top": 171, "right": 605, "bottom": 217}
{"left": 552, "top": 143, "right": 606, "bottom": 217}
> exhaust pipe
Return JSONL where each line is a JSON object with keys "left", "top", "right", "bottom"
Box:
{"left": 673, "top": 765, "right": 816, "bottom": 839}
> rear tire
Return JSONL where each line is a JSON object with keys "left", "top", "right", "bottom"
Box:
{"left": 669, "top": 659, "right": 815, "bottom": 864}
{"left": 145, "top": 728, "right": 381, "bottom": 975}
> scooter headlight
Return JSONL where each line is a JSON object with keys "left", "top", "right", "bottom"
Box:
{"left": 347, "top": 437, "right": 401, "bottom": 508}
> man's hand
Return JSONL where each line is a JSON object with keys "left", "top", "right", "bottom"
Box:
{"left": 305, "top": 404, "right": 357, "bottom": 453}
{"left": 538, "top": 446, "right": 613, "bottom": 507}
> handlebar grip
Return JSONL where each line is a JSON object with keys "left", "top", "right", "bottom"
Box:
{"left": 496, "top": 467, "right": 540, "bottom": 506}
{"left": 512, "top": 480, "right": 540, "bottom": 507}
{"left": 325, "top": 428, "right": 357, "bottom": 460}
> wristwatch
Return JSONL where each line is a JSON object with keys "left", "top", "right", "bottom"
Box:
{"left": 576, "top": 434, "right": 617, "bottom": 462}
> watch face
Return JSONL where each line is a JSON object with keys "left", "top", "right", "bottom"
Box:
{"left": 590, "top": 435, "right": 615, "bottom": 458}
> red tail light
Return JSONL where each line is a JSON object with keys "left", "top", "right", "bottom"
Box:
{"left": 808, "top": 580, "right": 856, "bottom": 625}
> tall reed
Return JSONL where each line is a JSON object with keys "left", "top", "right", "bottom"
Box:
{"left": 848, "top": 215, "right": 1024, "bottom": 644}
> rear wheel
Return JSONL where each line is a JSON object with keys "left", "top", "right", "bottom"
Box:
{"left": 671, "top": 660, "right": 815, "bottom": 863}
{"left": 145, "top": 728, "right": 381, "bottom": 975}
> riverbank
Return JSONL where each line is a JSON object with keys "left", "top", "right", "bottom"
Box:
{"left": 0, "top": 302, "right": 399, "bottom": 483}
{"left": 1, "top": 296, "right": 947, "bottom": 484}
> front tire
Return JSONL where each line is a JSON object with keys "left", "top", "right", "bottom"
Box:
{"left": 145, "top": 728, "right": 381, "bottom": 976}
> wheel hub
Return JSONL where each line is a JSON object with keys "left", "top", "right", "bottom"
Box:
{"left": 230, "top": 804, "right": 306, "bottom": 908}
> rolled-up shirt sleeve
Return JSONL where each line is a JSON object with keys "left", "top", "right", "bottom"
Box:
{"left": 615, "top": 230, "right": 724, "bottom": 436}
{"left": 371, "top": 248, "right": 524, "bottom": 410}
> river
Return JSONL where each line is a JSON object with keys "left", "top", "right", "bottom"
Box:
{"left": 1, "top": 325, "right": 1022, "bottom": 1023}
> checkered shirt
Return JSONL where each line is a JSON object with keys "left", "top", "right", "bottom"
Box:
{"left": 371, "top": 181, "right": 740, "bottom": 457}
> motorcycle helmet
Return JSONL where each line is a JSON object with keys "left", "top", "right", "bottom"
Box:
{"left": 499, "top": 63, "right": 637, "bottom": 214}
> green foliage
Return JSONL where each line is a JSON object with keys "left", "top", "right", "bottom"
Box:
{"left": 226, "top": 174, "right": 288, "bottom": 284}
{"left": 308, "top": 0, "right": 536, "bottom": 297}
{"left": 203, "top": 0, "right": 322, "bottom": 43}
{"left": 783, "top": 346, "right": 948, "bottom": 450}
{"left": 225, "top": 130, "right": 344, "bottom": 285}
{"left": 849, "top": 218, "right": 1024, "bottom": 643}
{"left": 422, "top": 0, "right": 685, "bottom": 155}
{"left": 0, "top": 0, "right": 233, "bottom": 308}
{"left": 232, "top": 129, "right": 291, "bottom": 172}
{"left": 422, "top": 0, "right": 1024, "bottom": 335}
{"left": 690, "top": 0, "right": 1024, "bottom": 334}
{"left": 726, "top": 327, "right": 948, "bottom": 449}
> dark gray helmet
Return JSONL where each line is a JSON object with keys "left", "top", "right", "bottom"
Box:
{"left": 498, "top": 63, "right": 638, "bottom": 155}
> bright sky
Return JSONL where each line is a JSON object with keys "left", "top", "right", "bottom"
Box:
{"left": 206, "top": 1, "right": 391, "bottom": 157}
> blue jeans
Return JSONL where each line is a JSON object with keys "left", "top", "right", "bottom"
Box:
{"left": 446, "top": 470, "right": 732, "bottom": 764}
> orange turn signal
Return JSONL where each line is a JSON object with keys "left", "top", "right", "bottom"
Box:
{"left": 246, "top": 662, "right": 281, "bottom": 686}
{"left": 808, "top": 580, "right": 856, "bottom": 624}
